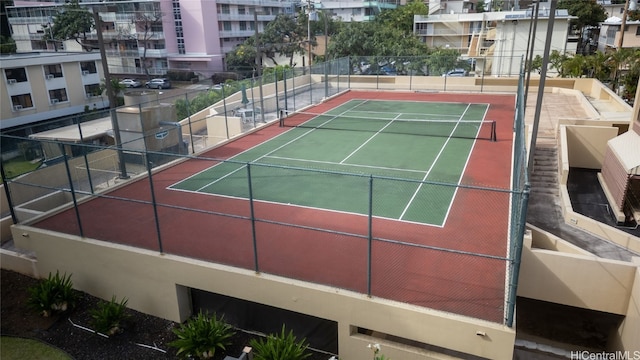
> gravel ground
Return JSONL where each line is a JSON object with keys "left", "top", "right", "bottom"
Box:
{"left": 1, "top": 269, "right": 329, "bottom": 360}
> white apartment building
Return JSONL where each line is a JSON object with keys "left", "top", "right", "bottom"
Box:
{"left": 415, "top": 8, "right": 577, "bottom": 76}
{"left": 1, "top": 51, "right": 105, "bottom": 130}
{"left": 313, "top": 0, "right": 399, "bottom": 22}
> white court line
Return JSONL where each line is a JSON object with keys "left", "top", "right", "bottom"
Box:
{"left": 194, "top": 101, "right": 371, "bottom": 191}
{"left": 399, "top": 103, "right": 472, "bottom": 221}
{"left": 340, "top": 114, "right": 401, "bottom": 164}
{"left": 263, "top": 155, "right": 427, "bottom": 174}
{"left": 439, "top": 104, "right": 491, "bottom": 225}
{"left": 347, "top": 110, "right": 461, "bottom": 118}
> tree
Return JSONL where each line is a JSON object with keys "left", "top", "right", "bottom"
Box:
{"left": 606, "top": 47, "right": 636, "bottom": 91}
{"left": 134, "top": 5, "right": 164, "bottom": 80}
{"left": 557, "top": 0, "right": 607, "bottom": 51}
{"left": 375, "top": 0, "right": 428, "bottom": 34}
{"left": 0, "top": 35, "right": 16, "bottom": 54}
{"left": 584, "top": 51, "right": 611, "bottom": 82}
{"left": 46, "top": 0, "right": 95, "bottom": 52}
{"left": 260, "top": 14, "right": 305, "bottom": 67}
{"left": 476, "top": 0, "right": 487, "bottom": 13}
{"left": 225, "top": 41, "right": 258, "bottom": 78}
{"left": 425, "top": 47, "right": 463, "bottom": 75}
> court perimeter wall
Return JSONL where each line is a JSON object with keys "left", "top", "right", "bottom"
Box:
{"left": 9, "top": 224, "right": 516, "bottom": 360}
{"left": 520, "top": 226, "right": 640, "bottom": 352}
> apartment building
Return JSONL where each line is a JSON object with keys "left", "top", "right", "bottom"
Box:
{"left": 314, "top": 0, "right": 399, "bottom": 22}
{"left": 414, "top": 8, "right": 577, "bottom": 76}
{"left": 0, "top": 51, "right": 105, "bottom": 130}
{"left": 598, "top": 18, "right": 640, "bottom": 52}
{"left": 7, "top": 0, "right": 295, "bottom": 77}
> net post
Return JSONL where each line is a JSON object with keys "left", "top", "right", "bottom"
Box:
{"left": 491, "top": 120, "right": 497, "bottom": 142}
{"left": 279, "top": 110, "right": 284, "bottom": 127}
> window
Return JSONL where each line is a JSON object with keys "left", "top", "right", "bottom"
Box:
{"left": 636, "top": 26, "right": 640, "bottom": 36}
{"left": 11, "top": 94, "right": 34, "bottom": 109}
{"left": 80, "top": 61, "right": 97, "bottom": 74}
{"left": 154, "top": 42, "right": 165, "bottom": 49}
{"left": 239, "top": 21, "right": 247, "bottom": 31}
{"left": 48, "top": 88, "right": 68, "bottom": 103}
{"left": 84, "top": 84, "right": 101, "bottom": 97}
{"left": 221, "top": 4, "right": 230, "bottom": 14}
{"left": 250, "top": 22, "right": 255, "bottom": 31}
{"left": 223, "top": 22, "right": 231, "bottom": 31}
{"left": 238, "top": 6, "right": 245, "bottom": 15}
{"left": 5, "top": 68, "right": 27, "bottom": 83}
{"left": 44, "top": 64, "right": 63, "bottom": 79}
{"left": 151, "top": 23, "right": 163, "bottom": 32}
{"left": 352, "top": 8, "right": 361, "bottom": 15}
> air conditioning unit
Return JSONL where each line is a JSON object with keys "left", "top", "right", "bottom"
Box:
{"left": 13, "top": 105, "right": 23, "bottom": 111}
{"left": 82, "top": 70, "right": 90, "bottom": 75}
{"left": 7, "top": 79, "right": 17, "bottom": 84}
{"left": 46, "top": 74, "right": 55, "bottom": 80}
{"left": 51, "top": 98, "right": 59, "bottom": 104}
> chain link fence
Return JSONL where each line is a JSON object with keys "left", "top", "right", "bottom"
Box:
{"left": 1, "top": 55, "right": 528, "bottom": 325}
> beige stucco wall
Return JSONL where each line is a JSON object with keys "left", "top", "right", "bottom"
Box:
{"left": 612, "top": 257, "right": 640, "bottom": 351}
{"left": 9, "top": 225, "right": 516, "bottom": 360}
{"left": 564, "top": 125, "right": 619, "bottom": 169}
{"left": 557, "top": 125, "right": 640, "bottom": 254}
{"left": 518, "top": 240, "right": 636, "bottom": 315}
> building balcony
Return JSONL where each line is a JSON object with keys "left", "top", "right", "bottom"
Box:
{"left": 215, "top": 0, "right": 291, "bottom": 6}
{"left": 219, "top": 30, "right": 255, "bottom": 38}
{"left": 138, "top": 48, "right": 168, "bottom": 58}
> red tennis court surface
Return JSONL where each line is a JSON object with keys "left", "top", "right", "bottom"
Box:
{"left": 34, "top": 91, "right": 515, "bottom": 323}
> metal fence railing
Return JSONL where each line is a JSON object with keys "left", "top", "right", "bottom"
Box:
{"left": 1, "top": 55, "right": 529, "bottom": 326}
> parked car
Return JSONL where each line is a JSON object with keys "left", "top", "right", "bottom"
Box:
{"left": 443, "top": 69, "right": 468, "bottom": 77}
{"left": 145, "top": 78, "right": 171, "bottom": 89}
{"left": 119, "top": 78, "right": 141, "bottom": 88}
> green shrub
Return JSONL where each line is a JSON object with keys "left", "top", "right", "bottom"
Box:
{"left": 27, "top": 271, "right": 76, "bottom": 317}
{"left": 169, "top": 311, "right": 235, "bottom": 359}
{"left": 249, "top": 325, "right": 311, "bottom": 360}
{"left": 90, "top": 295, "right": 130, "bottom": 336}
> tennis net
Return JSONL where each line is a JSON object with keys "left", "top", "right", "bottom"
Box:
{"left": 279, "top": 110, "right": 497, "bottom": 141}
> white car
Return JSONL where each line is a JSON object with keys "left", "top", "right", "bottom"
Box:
{"left": 119, "top": 79, "right": 142, "bottom": 88}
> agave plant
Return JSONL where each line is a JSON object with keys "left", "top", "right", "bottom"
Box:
{"left": 249, "top": 325, "right": 311, "bottom": 360}
{"left": 169, "top": 311, "right": 235, "bottom": 359}
{"left": 27, "top": 271, "right": 76, "bottom": 317}
{"left": 90, "top": 295, "right": 131, "bottom": 336}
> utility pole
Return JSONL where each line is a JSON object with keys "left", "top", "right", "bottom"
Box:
{"left": 307, "top": 0, "right": 313, "bottom": 68}
{"left": 254, "top": 10, "right": 265, "bottom": 122}
{"left": 93, "top": 8, "right": 128, "bottom": 179}
{"left": 618, "top": 0, "right": 630, "bottom": 50}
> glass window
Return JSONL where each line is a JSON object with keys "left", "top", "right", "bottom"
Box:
{"left": 11, "top": 94, "right": 34, "bottom": 110}
{"left": 239, "top": 21, "right": 247, "bottom": 31}
{"left": 44, "top": 64, "right": 63, "bottom": 78}
{"left": 80, "top": 61, "right": 97, "bottom": 74}
{"left": 221, "top": 4, "right": 230, "bottom": 14}
{"left": 5, "top": 68, "right": 27, "bottom": 83}
{"left": 636, "top": 26, "right": 640, "bottom": 36}
{"left": 84, "top": 84, "right": 101, "bottom": 97}
{"left": 223, "top": 22, "right": 231, "bottom": 31}
{"left": 48, "top": 88, "right": 68, "bottom": 103}
{"left": 238, "top": 6, "right": 245, "bottom": 15}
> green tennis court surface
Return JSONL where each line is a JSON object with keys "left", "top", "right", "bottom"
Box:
{"left": 170, "top": 99, "right": 490, "bottom": 226}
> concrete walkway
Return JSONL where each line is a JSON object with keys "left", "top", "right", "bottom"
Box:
{"left": 524, "top": 91, "right": 639, "bottom": 261}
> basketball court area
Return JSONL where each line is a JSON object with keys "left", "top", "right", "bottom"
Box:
{"left": 34, "top": 90, "right": 517, "bottom": 323}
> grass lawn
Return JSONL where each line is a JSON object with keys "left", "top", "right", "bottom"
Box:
{"left": 1, "top": 159, "right": 41, "bottom": 181}
{"left": 0, "top": 336, "right": 72, "bottom": 360}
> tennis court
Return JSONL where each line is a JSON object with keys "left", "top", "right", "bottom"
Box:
{"left": 169, "top": 99, "right": 492, "bottom": 226}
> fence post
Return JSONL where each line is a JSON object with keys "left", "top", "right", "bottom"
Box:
{"left": 77, "top": 117, "right": 95, "bottom": 194}
{"left": 247, "top": 163, "right": 260, "bottom": 273}
{"left": 0, "top": 161, "right": 18, "bottom": 224}
{"left": 61, "top": 143, "right": 84, "bottom": 238}
{"left": 367, "top": 175, "right": 373, "bottom": 297}
{"left": 146, "top": 157, "right": 164, "bottom": 254}
{"left": 506, "top": 184, "right": 530, "bottom": 327}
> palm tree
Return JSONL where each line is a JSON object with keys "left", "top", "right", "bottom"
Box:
{"left": 606, "top": 48, "right": 634, "bottom": 92}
